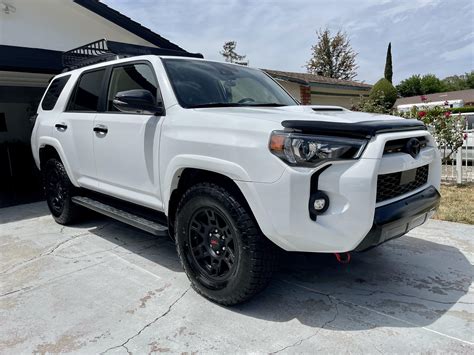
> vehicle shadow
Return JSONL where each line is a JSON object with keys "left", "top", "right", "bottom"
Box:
{"left": 84, "top": 216, "right": 472, "bottom": 332}
{"left": 234, "top": 238, "right": 473, "bottom": 332}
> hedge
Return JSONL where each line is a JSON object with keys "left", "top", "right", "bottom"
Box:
{"left": 448, "top": 106, "right": 474, "bottom": 114}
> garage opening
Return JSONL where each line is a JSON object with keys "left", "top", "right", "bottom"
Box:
{"left": 0, "top": 72, "right": 52, "bottom": 207}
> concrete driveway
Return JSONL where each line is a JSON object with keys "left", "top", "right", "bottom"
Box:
{"left": 1, "top": 202, "right": 473, "bottom": 354}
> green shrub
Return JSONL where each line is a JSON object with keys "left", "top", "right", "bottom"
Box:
{"left": 449, "top": 106, "right": 474, "bottom": 114}
{"left": 370, "top": 78, "right": 398, "bottom": 109}
{"left": 352, "top": 91, "right": 390, "bottom": 114}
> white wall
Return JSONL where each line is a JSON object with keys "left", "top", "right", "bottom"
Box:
{"left": 277, "top": 80, "right": 301, "bottom": 102}
{"left": 311, "top": 95, "right": 356, "bottom": 109}
{"left": 0, "top": 0, "right": 156, "bottom": 51}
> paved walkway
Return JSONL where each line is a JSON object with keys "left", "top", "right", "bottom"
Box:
{"left": 1, "top": 202, "right": 473, "bottom": 353}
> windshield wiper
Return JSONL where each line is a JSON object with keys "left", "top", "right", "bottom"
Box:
{"left": 187, "top": 102, "right": 286, "bottom": 109}
{"left": 246, "top": 103, "right": 286, "bottom": 107}
{"left": 187, "top": 103, "right": 243, "bottom": 109}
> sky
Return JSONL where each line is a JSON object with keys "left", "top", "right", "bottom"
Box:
{"left": 102, "top": 0, "right": 474, "bottom": 85}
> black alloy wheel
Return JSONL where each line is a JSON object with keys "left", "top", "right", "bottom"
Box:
{"left": 187, "top": 207, "right": 239, "bottom": 286}
{"left": 175, "top": 182, "right": 278, "bottom": 305}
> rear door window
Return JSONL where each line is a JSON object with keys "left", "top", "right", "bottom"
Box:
{"left": 41, "top": 75, "right": 70, "bottom": 110}
{"left": 67, "top": 69, "right": 106, "bottom": 112}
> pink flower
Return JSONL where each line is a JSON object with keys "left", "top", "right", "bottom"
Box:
{"left": 418, "top": 111, "right": 427, "bottom": 118}
{"left": 444, "top": 111, "right": 451, "bottom": 118}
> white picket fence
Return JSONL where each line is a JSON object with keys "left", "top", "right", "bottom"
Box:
{"left": 440, "top": 131, "right": 474, "bottom": 183}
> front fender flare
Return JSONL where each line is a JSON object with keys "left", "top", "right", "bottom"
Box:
{"left": 162, "top": 154, "right": 252, "bottom": 214}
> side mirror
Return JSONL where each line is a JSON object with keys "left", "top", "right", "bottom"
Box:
{"left": 113, "top": 89, "right": 164, "bottom": 115}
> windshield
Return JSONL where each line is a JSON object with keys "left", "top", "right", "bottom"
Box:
{"left": 162, "top": 58, "right": 298, "bottom": 108}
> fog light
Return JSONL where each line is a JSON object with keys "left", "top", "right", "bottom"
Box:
{"left": 313, "top": 198, "right": 326, "bottom": 211}
{"left": 309, "top": 191, "right": 329, "bottom": 218}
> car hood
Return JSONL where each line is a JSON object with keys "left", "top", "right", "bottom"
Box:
{"left": 192, "top": 105, "right": 406, "bottom": 125}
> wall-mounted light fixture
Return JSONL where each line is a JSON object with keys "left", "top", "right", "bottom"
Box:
{"left": 1, "top": 2, "right": 16, "bottom": 14}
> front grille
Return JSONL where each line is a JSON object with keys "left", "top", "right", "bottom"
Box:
{"left": 383, "top": 136, "right": 427, "bottom": 155}
{"left": 376, "top": 165, "right": 429, "bottom": 203}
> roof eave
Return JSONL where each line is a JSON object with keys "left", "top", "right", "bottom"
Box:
{"left": 73, "top": 0, "right": 186, "bottom": 51}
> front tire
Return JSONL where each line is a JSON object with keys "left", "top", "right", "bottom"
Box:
{"left": 43, "top": 158, "right": 83, "bottom": 225}
{"left": 175, "top": 182, "right": 277, "bottom": 306}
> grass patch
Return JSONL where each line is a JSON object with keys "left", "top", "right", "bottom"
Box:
{"left": 433, "top": 183, "right": 474, "bottom": 224}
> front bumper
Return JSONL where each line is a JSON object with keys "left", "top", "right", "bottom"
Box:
{"left": 236, "top": 131, "right": 441, "bottom": 253}
{"left": 354, "top": 185, "right": 440, "bottom": 252}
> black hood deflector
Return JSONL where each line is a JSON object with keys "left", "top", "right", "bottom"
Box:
{"left": 281, "top": 119, "right": 426, "bottom": 138}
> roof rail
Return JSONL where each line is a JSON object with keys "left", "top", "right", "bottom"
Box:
{"left": 62, "top": 39, "right": 203, "bottom": 71}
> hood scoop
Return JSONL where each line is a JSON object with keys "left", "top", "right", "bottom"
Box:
{"left": 281, "top": 119, "right": 426, "bottom": 138}
{"left": 311, "top": 107, "right": 344, "bottom": 112}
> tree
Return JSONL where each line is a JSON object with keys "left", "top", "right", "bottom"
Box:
{"left": 463, "top": 71, "right": 474, "bottom": 89}
{"left": 305, "top": 28, "right": 358, "bottom": 80}
{"left": 220, "top": 41, "right": 247, "bottom": 65}
{"left": 442, "top": 75, "right": 468, "bottom": 91}
{"left": 384, "top": 42, "right": 393, "bottom": 83}
{"left": 397, "top": 71, "right": 474, "bottom": 97}
{"left": 397, "top": 75, "right": 422, "bottom": 97}
{"left": 420, "top": 74, "right": 445, "bottom": 94}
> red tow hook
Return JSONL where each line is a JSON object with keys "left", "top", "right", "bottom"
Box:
{"left": 334, "top": 252, "right": 351, "bottom": 264}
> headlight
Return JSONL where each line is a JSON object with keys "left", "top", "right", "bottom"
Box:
{"left": 269, "top": 131, "right": 367, "bottom": 166}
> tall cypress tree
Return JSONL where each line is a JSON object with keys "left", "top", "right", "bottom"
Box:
{"left": 384, "top": 42, "right": 393, "bottom": 83}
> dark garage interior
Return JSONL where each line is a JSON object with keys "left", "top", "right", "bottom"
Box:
{"left": 0, "top": 47, "right": 62, "bottom": 208}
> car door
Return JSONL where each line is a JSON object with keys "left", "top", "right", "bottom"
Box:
{"left": 93, "top": 61, "right": 164, "bottom": 210}
{"left": 56, "top": 68, "right": 106, "bottom": 189}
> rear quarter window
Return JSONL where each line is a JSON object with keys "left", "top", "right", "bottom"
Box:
{"left": 41, "top": 75, "right": 70, "bottom": 110}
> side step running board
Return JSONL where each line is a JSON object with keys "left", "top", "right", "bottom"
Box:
{"left": 72, "top": 196, "right": 169, "bottom": 236}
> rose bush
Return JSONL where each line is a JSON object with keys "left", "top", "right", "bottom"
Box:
{"left": 397, "top": 105, "right": 465, "bottom": 163}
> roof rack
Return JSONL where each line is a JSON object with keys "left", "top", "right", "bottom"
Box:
{"left": 62, "top": 39, "right": 203, "bottom": 71}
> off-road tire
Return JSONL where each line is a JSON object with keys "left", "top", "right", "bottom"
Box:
{"left": 43, "top": 158, "right": 83, "bottom": 225}
{"left": 175, "top": 182, "right": 277, "bottom": 306}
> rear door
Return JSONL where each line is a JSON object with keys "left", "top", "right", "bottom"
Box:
{"left": 55, "top": 68, "right": 106, "bottom": 188}
{"left": 93, "top": 61, "right": 164, "bottom": 209}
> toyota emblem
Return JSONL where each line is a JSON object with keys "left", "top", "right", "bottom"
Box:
{"left": 405, "top": 138, "right": 421, "bottom": 158}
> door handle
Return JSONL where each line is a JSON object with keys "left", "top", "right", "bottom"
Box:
{"left": 55, "top": 123, "right": 67, "bottom": 131}
{"left": 93, "top": 125, "right": 108, "bottom": 135}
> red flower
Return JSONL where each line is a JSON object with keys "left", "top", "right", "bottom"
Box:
{"left": 418, "top": 111, "right": 427, "bottom": 118}
{"left": 464, "top": 133, "right": 468, "bottom": 140}
{"left": 444, "top": 111, "right": 451, "bottom": 118}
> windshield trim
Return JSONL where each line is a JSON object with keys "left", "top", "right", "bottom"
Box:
{"left": 161, "top": 58, "right": 299, "bottom": 109}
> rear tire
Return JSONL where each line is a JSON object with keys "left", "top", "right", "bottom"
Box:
{"left": 43, "top": 158, "right": 83, "bottom": 225}
{"left": 175, "top": 182, "right": 277, "bottom": 306}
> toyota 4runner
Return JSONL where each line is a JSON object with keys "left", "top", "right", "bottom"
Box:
{"left": 31, "top": 41, "right": 441, "bottom": 305}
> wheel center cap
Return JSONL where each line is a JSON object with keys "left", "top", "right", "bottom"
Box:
{"left": 209, "top": 236, "right": 221, "bottom": 251}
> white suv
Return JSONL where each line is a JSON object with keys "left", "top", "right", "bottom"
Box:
{"left": 31, "top": 45, "right": 441, "bottom": 305}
